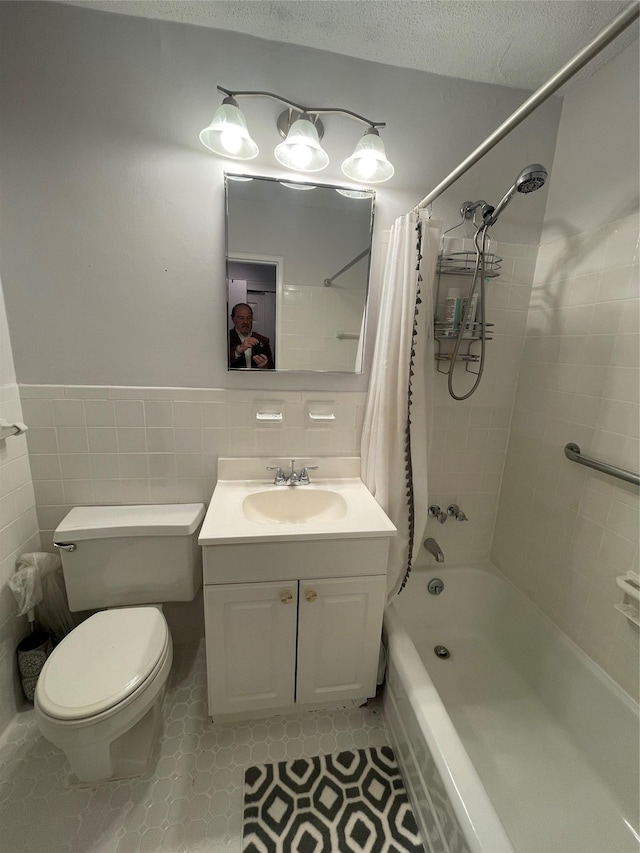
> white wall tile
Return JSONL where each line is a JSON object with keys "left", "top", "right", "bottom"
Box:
{"left": 52, "top": 399, "right": 85, "bottom": 426}
{"left": 84, "top": 399, "right": 116, "bottom": 426}
{"left": 492, "top": 212, "right": 640, "bottom": 700}
{"left": 115, "top": 400, "right": 145, "bottom": 426}
{"left": 21, "top": 387, "right": 367, "bottom": 541}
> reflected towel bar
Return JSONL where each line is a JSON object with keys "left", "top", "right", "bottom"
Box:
{"left": 564, "top": 442, "right": 640, "bottom": 487}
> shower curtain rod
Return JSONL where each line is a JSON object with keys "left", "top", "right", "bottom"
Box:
{"left": 413, "top": 1, "right": 639, "bottom": 213}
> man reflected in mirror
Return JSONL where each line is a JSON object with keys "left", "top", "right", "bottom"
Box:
{"left": 228, "top": 303, "right": 275, "bottom": 369}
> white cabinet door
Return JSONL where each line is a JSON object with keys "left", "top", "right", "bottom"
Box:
{"left": 296, "top": 575, "right": 386, "bottom": 705}
{"left": 204, "top": 582, "right": 297, "bottom": 716}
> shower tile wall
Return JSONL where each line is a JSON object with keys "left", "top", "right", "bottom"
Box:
{"left": 278, "top": 285, "right": 363, "bottom": 372}
{"left": 493, "top": 212, "right": 639, "bottom": 699}
{"left": 424, "top": 238, "right": 538, "bottom": 564}
{"left": 20, "top": 387, "right": 366, "bottom": 550}
{"left": 0, "top": 286, "right": 40, "bottom": 738}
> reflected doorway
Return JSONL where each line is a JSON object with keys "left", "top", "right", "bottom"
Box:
{"left": 228, "top": 255, "right": 281, "bottom": 369}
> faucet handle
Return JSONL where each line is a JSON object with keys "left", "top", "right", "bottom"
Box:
{"left": 447, "top": 504, "right": 468, "bottom": 521}
{"left": 429, "top": 505, "right": 447, "bottom": 524}
{"left": 299, "top": 466, "right": 318, "bottom": 484}
{"left": 266, "top": 465, "right": 286, "bottom": 485}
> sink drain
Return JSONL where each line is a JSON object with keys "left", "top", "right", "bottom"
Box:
{"left": 434, "top": 645, "right": 450, "bottom": 659}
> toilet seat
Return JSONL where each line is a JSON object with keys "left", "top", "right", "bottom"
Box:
{"left": 36, "top": 607, "right": 169, "bottom": 721}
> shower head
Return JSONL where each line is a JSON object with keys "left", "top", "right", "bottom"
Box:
{"left": 515, "top": 164, "right": 548, "bottom": 194}
{"left": 483, "top": 163, "right": 548, "bottom": 226}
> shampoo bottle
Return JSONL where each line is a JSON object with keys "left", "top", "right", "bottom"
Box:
{"left": 462, "top": 294, "right": 479, "bottom": 337}
{"left": 444, "top": 288, "right": 461, "bottom": 331}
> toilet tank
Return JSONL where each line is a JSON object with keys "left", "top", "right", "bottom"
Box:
{"left": 54, "top": 504, "right": 206, "bottom": 611}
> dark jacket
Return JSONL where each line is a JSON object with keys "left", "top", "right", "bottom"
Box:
{"left": 229, "top": 329, "right": 275, "bottom": 369}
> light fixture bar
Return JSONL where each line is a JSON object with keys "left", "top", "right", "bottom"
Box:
{"left": 217, "top": 86, "right": 385, "bottom": 129}
{"left": 203, "top": 86, "right": 394, "bottom": 182}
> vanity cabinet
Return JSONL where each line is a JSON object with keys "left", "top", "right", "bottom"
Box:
{"left": 198, "top": 457, "right": 397, "bottom": 720}
{"left": 203, "top": 573, "right": 386, "bottom": 717}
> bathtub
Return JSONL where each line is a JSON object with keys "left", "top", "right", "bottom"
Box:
{"left": 383, "top": 563, "right": 640, "bottom": 853}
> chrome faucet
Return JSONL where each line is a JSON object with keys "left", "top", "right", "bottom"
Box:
{"left": 424, "top": 538, "right": 445, "bottom": 563}
{"left": 266, "top": 460, "right": 318, "bottom": 486}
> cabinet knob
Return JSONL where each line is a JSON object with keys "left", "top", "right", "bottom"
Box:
{"left": 305, "top": 589, "right": 318, "bottom": 602}
{"left": 280, "top": 590, "right": 294, "bottom": 604}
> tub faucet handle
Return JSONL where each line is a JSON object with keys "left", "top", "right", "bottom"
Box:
{"left": 447, "top": 504, "right": 468, "bottom": 521}
{"left": 429, "top": 505, "right": 448, "bottom": 524}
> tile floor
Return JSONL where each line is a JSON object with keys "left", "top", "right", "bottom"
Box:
{"left": 0, "top": 641, "right": 389, "bottom": 853}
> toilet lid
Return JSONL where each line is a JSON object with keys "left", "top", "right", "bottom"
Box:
{"left": 36, "top": 608, "right": 168, "bottom": 721}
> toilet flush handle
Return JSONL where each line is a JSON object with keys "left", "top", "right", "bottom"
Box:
{"left": 53, "top": 542, "right": 76, "bottom": 552}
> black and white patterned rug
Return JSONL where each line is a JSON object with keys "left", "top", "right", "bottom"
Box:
{"left": 241, "top": 746, "right": 425, "bottom": 852}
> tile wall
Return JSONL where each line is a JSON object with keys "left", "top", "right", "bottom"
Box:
{"left": 492, "top": 212, "right": 639, "bottom": 699}
{"left": 278, "top": 284, "right": 363, "bottom": 372}
{"left": 21, "top": 387, "right": 366, "bottom": 551}
{"left": 0, "top": 295, "right": 40, "bottom": 737}
{"left": 422, "top": 237, "right": 538, "bottom": 565}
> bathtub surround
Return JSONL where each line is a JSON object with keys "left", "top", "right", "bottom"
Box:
{"left": 424, "top": 237, "right": 539, "bottom": 565}
{"left": 492, "top": 40, "right": 640, "bottom": 700}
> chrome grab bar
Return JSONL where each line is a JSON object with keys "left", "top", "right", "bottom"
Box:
{"left": 564, "top": 443, "right": 640, "bottom": 487}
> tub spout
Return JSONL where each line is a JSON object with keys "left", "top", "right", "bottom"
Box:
{"left": 424, "top": 538, "right": 444, "bottom": 562}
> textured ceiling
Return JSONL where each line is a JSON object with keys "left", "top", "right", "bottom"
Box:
{"left": 61, "top": 0, "right": 638, "bottom": 90}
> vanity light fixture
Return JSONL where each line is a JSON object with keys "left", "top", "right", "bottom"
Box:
{"left": 200, "top": 86, "right": 394, "bottom": 183}
{"left": 341, "top": 128, "right": 395, "bottom": 183}
{"left": 198, "top": 95, "right": 259, "bottom": 160}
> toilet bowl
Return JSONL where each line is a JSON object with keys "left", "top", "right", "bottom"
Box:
{"left": 35, "top": 606, "right": 173, "bottom": 783}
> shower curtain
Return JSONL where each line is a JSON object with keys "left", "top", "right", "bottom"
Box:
{"left": 361, "top": 212, "right": 440, "bottom": 601}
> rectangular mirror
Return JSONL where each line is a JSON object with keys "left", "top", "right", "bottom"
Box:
{"left": 226, "top": 174, "right": 375, "bottom": 372}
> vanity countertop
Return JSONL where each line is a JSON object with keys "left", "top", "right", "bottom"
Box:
{"left": 198, "top": 457, "right": 396, "bottom": 546}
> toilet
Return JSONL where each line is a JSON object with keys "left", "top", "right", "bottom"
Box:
{"left": 34, "top": 503, "right": 205, "bottom": 784}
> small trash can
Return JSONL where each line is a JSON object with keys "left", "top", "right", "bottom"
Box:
{"left": 17, "top": 631, "right": 53, "bottom": 702}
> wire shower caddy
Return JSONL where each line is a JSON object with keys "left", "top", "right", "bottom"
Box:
{"left": 434, "top": 210, "right": 502, "bottom": 375}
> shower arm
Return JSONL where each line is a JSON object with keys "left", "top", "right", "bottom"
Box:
{"left": 412, "top": 1, "right": 639, "bottom": 213}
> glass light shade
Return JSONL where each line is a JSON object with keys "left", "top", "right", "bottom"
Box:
{"left": 274, "top": 117, "right": 329, "bottom": 172}
{"left": 341, "top": 128, "right": 394, "bottom": 183}
{"left": 336, "top": 189, "right": 373, "bottom": 199}
{"left": 199, "top": 99, "right": 259, "bottom": 160}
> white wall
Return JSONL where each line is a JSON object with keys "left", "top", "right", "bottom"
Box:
{"left": 0, "top": 1, "right": 561, "bottom": 392}
{"left": 492, "top": 40, "right": 640, "bottom": 700}
{"left": 0, "top": 277, "right": 40, "bottom": 736}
